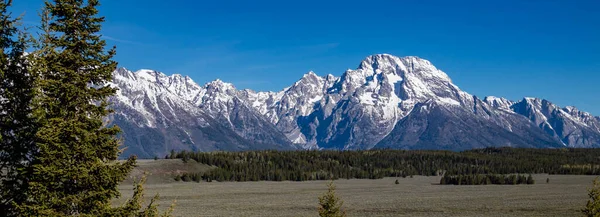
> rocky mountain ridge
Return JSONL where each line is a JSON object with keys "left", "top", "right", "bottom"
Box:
{"left": 108, "top": 54, "right": 600, "bottom": 158}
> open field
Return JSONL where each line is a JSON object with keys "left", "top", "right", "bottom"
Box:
{"left": 113, "top": 159, "right": 596, "bottom": 216}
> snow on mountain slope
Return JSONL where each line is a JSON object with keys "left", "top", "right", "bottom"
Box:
{"left": 105, "top": 54, "right": 599, "bottom": 157}
{"left": 111, "top": 68, "right": 205, "bottom": 128}
{"left": 192, "top": 79, "right": 294, "bottom": 148}
{"left": 245, "top": 71, "right": 338, "bottom": 146}
{"left": 283, "top": 54, "right": 478, "bottom": 150}
{"left": 511, "top": 98, "right": 600, "bottom": 147}
{"left": 376, "top": 100, "right": 562, "bottom": 150}
{"left": 109, "top": 68, "right": 295, "bottom": 158}
{"left": 483, "top": 96, "right": 515, "bottom": 111}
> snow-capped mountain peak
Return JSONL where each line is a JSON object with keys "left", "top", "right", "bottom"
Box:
{"left": 204, "top": 79, "right": 235, "bottom": 91}
{"left": 104, "top": 53, "right": 600, "bottom": 158}
{"left": 134, "top": 69, "right": 167, "bottom": 83}
{"left": 483, "top": 96, "right": 515, "bottom": 110}
{"left": 304, "top": 70, "right": 318, "bottom": 77}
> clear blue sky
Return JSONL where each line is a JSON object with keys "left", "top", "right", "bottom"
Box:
{"left": 10, "top": 0, "right": 600, "bottom": 114}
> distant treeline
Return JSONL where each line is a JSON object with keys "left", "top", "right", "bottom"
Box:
{"left": 440, "top": 174, "right": 535, "bottom": 185}
{"left": 166, "top": 148, "right": 600, "bottom": 182}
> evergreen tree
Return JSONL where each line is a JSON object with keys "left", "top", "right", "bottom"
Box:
{"left": 118, "top": 176, "right": 175, "bottom": 217}
{"left": 0, "top": 0, "right": 38, "bottom": 215}
{"left": 583, "top": 177, "right": 600, "bottom": 217}
{"left": 11, "top": 0, "right": 156, "bottom": 215}
{"left": 485, "top": 176, "right": 492, "bottom": 185}
{"left": 318, "top": 181, "right": 346, "bottom": 217}
{"left": 170, "top": 149, "right": 176, "bottom": 159}
{"left": 526, "top": 174, "right": 535, "bottom": 185}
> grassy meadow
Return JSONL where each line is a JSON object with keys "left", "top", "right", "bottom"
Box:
{"left": 113, "top": 159, "right": 595, "bottom": 216}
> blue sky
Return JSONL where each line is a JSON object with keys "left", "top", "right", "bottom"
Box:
{"left": 10, "top": 0, "right": 600, "bottom": 114}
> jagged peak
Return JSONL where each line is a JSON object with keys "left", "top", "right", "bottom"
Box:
{"left": 562, "top": 106, "right": 597, "bottom": 118}
{"left": 354, "top": 54, "right": 445, "bottom": 82}
{"left": 483, "top": 96, "right": 515, "bottom": 109}
{"left": 128, "top": 69, "right": 201, "bottom": 90}
{"left": 484, "top": 96, "right": 513, "bottom": 103}
{"left": 134, "top": 69, "right": 168, "bottom": 82}
{"left": 564, "top": 106, "right": 579, "bottom": 112}
{"left": 484, "top": 96, "right": 501, "bottom": 101}
{"left": 135, "top": 68, "right": 158, "bottom": 74}
{"left": 325, "top": 74, "right": 338, "bottom": 82}
{"left": 204, "top": 79, "right": 235, "bottom": 91}
{"left": 358, "top": 54, "right": 433, "bottom": 70}
{"left": 303, "top": 71, "right": 318, "bottom": 77}
{"left": 337, "top": 54, "right": 453, "bottom": 97}
{"left": 170, "top": 73, "right": 184, "bottom": 78}
{"left": 358, "top": 54, "right": 402, "bottom": 69}
{"left": 522, "top": 97, "right": 543, "bottom": 104}
{"left": 113, "top": 67, "right": 135, "bottom": 80}
{"left": 293, "top": 70, "right": 325, "bottom": 86}
{"left": 114, "top": 67, "right": 131, "bottom": 75}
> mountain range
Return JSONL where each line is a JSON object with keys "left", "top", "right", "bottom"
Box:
{"left": 107, "top": 54, "right": 600, "bottom": 158}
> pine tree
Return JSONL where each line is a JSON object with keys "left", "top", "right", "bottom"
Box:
{"left": 0, "top": 0, "right": 38, "bottom": 215}
{"left": 117, "top": 175, "right": 175, "bottom": 217}
{"left": 583, "top": 177, "right": 600, "bottom": 217}
{"left": 12, "top": 0, "right": 150, "bottom": 215}
{"left": 318, "top": 181, "right": 346, "bottom": 217}
{"left": 526, "top": 174, "right": 535, "bottom": 185}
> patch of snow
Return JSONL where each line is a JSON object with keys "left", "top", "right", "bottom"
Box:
{"left": 359, "top": 92, "right": 375, "bottom": 105}
{"left": 308, "top": 95, "right": 323, "bottom": 104}
{"left": 437, "top": 97, "right": 461, "bottom": 106}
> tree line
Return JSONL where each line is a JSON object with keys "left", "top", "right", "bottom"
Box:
{"left": 440, "top": 174, "right": 535, "bottom": 185}
{"left": 168, "top": 148, "right": 600, "bottom": 182}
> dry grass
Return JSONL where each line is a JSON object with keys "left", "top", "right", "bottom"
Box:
{"left": 114, "top": 159, "right": 595, "bottom": 217}
{"left": 123, "top": 159, "right": 214, "bottom": 185}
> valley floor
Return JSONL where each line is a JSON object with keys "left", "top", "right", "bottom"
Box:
{"left": 115, "top": 163, "right": 594, "bottom": 217}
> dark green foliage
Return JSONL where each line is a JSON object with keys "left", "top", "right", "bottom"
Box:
{"left": 13, "top": 0, "right": 138, "bottom": 214}
{"left": 318, "top": 181, "right": 346, "bottom": 217}
{"left": 169, "top": 150, "right": 176, "bottom": 159}
{"left": 527, "top": 174, "right": 535, "bottom": 185}
{"left": 191, "top": 173, "right": 201, "bottom": 183}
{"left": 172, "top": 148, "right": 600, "bottom": 182}
{"left": 181, "top": 174, "right": 192, "bottom": 182}
{"left": 440, "top": 174, "right": 534, "bottom": 185}
{"left": 120, "top": 176, "right": 175, "bottom": 217}
{"left": 1, "top": 0, "right": 169, "bottom": 215}
{"left": 0, "top": 0, "right": 37, "bottom": 214}
{"left": 178, "top": 173, "right": 201, "bottom": 183}
{"left": 582, "top": 177, "right": 600, "bottom": 217}
{"left": 0, "top": 0, "right": 172, "bottom": 216}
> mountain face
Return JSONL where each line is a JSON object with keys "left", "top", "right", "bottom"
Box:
{"left": 108, "top": 54, "right": 600, "bottom": 158}
{"left": 109, "top": 68, "right": 296, "bottom": 158}
{"left": 510, "top": 98, "right": 600, "bottom": 147}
